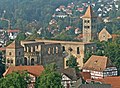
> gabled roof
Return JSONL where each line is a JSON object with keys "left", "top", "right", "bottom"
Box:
{"left": 99, "top": 28, "right": 112, "bottom": 38}
{"left": 95, "top": 76, "right": 120, "bottom": 88}
{"left": 3, "top": 65, "right": 44, "bottom": 77}
{"left": 82, "top": 55, "right": 113, "bottom": 71}
{"left": 6, "top": 41, "right": 23, "bottom": 49}
{"left": 82, "top": 5, "right": 97, "bottom": 18}
{"left": 60, "top": 68, "right": 79, "bottom": 81}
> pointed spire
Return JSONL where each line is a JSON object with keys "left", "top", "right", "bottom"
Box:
{"left": 82, "top": 5, "right": 97, "bottom": 18}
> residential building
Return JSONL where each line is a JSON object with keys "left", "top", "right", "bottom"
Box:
{"left": 60, "top": 68, "right": 81, "bottom": 88}
{"left": 98, "top": 28, "right": 112, "bottom": 42}
{"left": 82, "top": 55, "right": 118, "bottom": 79}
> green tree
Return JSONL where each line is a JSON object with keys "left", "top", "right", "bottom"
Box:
{"left": 15, "top": 32, "right": 26, "bottom": 41}
{"left": 66, "top": 55, "right": 80, "bottom": 72}
{"left": 0, "top": 71, "right": 30, "bottom": 88}
{"left": 35, "top": 63, "right": 63, "bottom": 88}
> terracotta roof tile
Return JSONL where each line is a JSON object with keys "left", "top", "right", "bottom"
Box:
{"left": 80, "top": 72, "right": 91, "bottom": 81}
{"left": 82, "top": 55, "right": 113, "bottom": 71}
{"left": 7, "top": 30, "right": 20, "bottom": 33}
{"left": 0, "top": 47, "right": 6, "bottom": 51}
{"left": 95, "top": 76, "right": 120, "bottom": 88}
{"left": 3, "top": 65, "right": 44, "bottom": 77}
{"left": 82, "top": 5, "right": 97, "bottom": 18}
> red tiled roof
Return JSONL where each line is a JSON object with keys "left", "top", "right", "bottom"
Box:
{"left": 95, "top": 76, "right": 120, "bottom": 88}
{"left": 80, "top": 72, "right": 91, "bottom": 81}
{"left": 0, "top": 47, "right": 6, "bottom": 51}
{"left": 112, "top": 34, "right": 120, "bottom": 40}
{"left": 82, "top": 55, "right": 113, "bottom": 71}
{"left": 82, "top": 5, "right": 97, "bottom": 18}
{"left": 3, "top": 65, "right": 44, "bottom": 77}
{"left": 7, "top": 30, "right": 20, "bottom": 33}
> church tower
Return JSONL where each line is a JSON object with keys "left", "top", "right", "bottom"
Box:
{"left": 82, "top": 5, "right": 97, "bottom": 42}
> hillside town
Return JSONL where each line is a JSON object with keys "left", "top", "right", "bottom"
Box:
{"left": 0, "top": 0, "right": 120, "bottom": 88}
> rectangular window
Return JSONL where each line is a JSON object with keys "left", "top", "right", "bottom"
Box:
{"left": 33, "top": 46, "right": 35, "bottom": 52}
{"left": 63, "top": 46, "right": 65, "bottom": 52}
{"left": 77, "top": 47, "right": 80, "bottom": 54}
{"left": 7, "top": 59, "right": 10, "bottom": 63}
{"left": 19, "top": 52, "right": 21, "bottom": 55}
{"left": 66, "top": 60, "right": 69, "bottom": 66}
{"left": 87, "top": 26, "right": 90, "bottom": 28}
{"left": 48, "top": 48, "right": 50, "bottom": 54}
{"left": 84, "top": 20, "right": 87, "bottom": 23}
{"left": 11, "top": 60, "right": 13, "bottom": 63}
{"left": 56, "top": 47, "right": 58, "bottom": 53}
{"left": 88, "top": 20, "right": 90, "bottom": 23}
{"left": 53, "top": 47, "right": 54, "bottom": 54}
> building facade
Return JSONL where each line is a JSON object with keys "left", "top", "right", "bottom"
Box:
{"left": 35, "top": 39, "right": 96, "bottom": 68}
{"left": 21, "top": 40, "right": 64, "bottom": 69}
{"left": 6, "top": 41, "right": 24, "bottom": 68}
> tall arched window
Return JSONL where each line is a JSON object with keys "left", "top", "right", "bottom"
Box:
{"left": 63, "top": 46, "right": 65, "bottom": 52}
{"left": 24, "top": 57, "right": 27, "bottom": 65}
{"left": 31, "top": 58, "right": 34, "bottom": 65}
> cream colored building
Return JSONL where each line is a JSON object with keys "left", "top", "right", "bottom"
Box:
{"left": 99, "top": 28, "right": 112, "bottom": 42}
{"left": 6, "top": 41, "right": 24, "bottom": 68}
{"left": 6, "top": 39, "right": 96, "bottom": 69}
{"left": 82, "top": 5, "right": 98, "bottom": 42}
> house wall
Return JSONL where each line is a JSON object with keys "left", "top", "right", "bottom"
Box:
{"left": 61, "top": 74, "right": 76, "bottom": 88}
{"left": 6, "top": 47, "right": 24, "bottom": 68}
{"left": 103, "top": 67, "right": 118, "bottom": 77}
{"left": 41, "top": 43, "right": 64, "bottom": 69}
{"left": 83, "top": 67, "right": 118, "bottom": 79}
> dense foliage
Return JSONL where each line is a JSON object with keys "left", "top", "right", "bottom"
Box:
{"left": 35, "top": 64, "right": 63, "bottom": 88}
{"left": 0, "top": 0, "right": 75, "bottom": 29}
{"left": 0, "top": 71, "right": 30, "bottom": 88}
{"left": 66, "top": 55, "right": 80, "bottom": 72}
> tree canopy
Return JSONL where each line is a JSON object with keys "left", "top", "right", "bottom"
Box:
{"left": 35, "top": 63, "right": 63, "bottom": 88}
{"left": 66, "top": 55, "right": 80, "bottom": 72}
{"left": 0, "top": 71, "right": 30, "bottom": 88}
